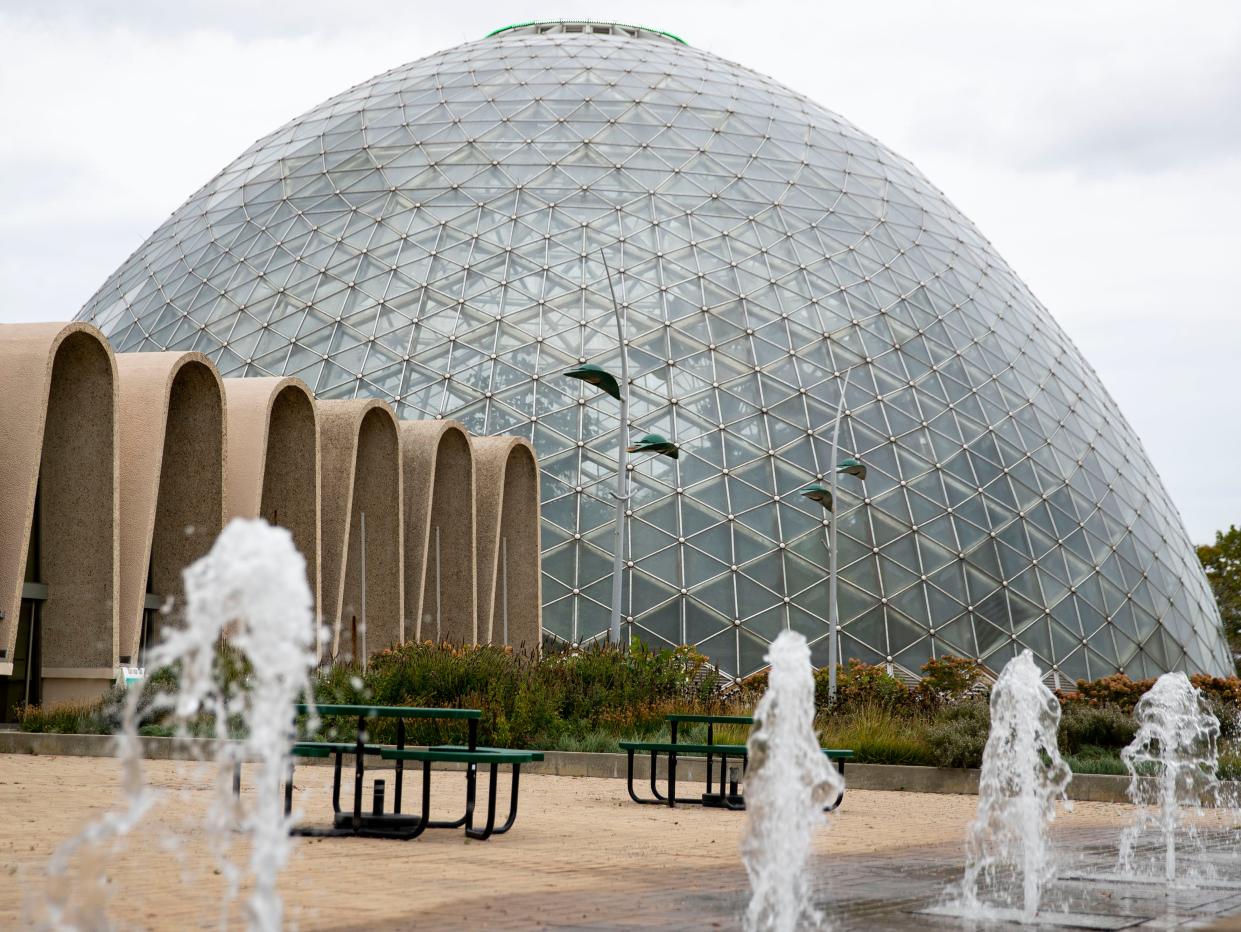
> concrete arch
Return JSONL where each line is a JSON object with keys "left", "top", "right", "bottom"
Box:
{"left": 115, "top": 353, "right": 225, "bottom": 663}
{"left": 223, "top": 377, "right": 320, "bottom": 635}
{"left": 400, "top": 421, "right": 477, "bottom": 645}
{"left": 0, "top": 322, "right": 118, "bottom": 706}
{"left": 472, "top": 437, "right": 541, "bottom": 652}
{"left": 318, "top": 400, "right": 402, "bottom": 662}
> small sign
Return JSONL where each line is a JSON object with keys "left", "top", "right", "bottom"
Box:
{"left": 120, "top": 666, "right": 146, "bottom": 687}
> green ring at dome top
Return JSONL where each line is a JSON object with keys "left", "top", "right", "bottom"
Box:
{"left": 485, "top": 20, "right": 688, "bottom": 45}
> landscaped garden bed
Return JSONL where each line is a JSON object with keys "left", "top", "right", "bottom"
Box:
{"left": 14, "top": 641, "right": 1241, "bottom": 777}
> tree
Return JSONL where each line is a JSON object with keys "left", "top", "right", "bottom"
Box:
{"left": 1198, "top": 525, "right": 1241, "bottom": 662}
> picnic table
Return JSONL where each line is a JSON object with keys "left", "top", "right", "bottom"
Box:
{"left": 285, "top": 703, "right": 540, "bottom": 841}
{"left": 619, "top": 712, "right": 852, "bottom": 811}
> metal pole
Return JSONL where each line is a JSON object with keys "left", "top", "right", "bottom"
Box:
{"left": 435, "top": 525, "right": 442, "bottom": 643}
{"left": 601, "top": 250, "right": 629, "bottom": 647}
{"left": 827, "top": 366, "right": 853, "bottom": 704}
{"left": 23, "top": 602, "right": 37, "bottom": 706}
{"left": 501, "top": 536, "right": 509, "bottom": 646}
{"left": 360, "top": 511, "right": 367, "bottom": 672}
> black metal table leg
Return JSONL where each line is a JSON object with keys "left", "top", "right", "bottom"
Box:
{"left": 492, "top": 764, "right": 523, "bottom": 834}
{"left": 824, "top": 760, "right": 845, "bottom": 811}
{"left": 648, "top": 750, "right": 667, "bottom": 802}
{"left": 352, "top": 713, "right": 365, "bottom": 831}
{"left": 466, "top": 762, "right": 499, "bottom": 840}
{"left": 394, "top": 718, "right": 405, "bottom": 814}
{"left": 705, "top": 721, "right": 714, "bottom": 796}
{"left": 465, "top": 717, "right": 478, "bottom": 825}
{"left": 668, "top": 749, "right": 677, "bottom": 808}
{"left": 723, "top": 755, "right": 746, "bottom": 810}
{"left": 626, "top": 748, "right": 640, "bottom": 803}
{"left": 331, "top": 751, "right": 343, "bottom": 815}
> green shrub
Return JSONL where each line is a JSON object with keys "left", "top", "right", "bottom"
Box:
{"left": 915, "top": 655, "right": 987, "bottom": 707}
{"left": 1217, "top": 749, "right": 1241, "bottom": 781}
{"left": 307, "top": 640, "right": 734, "bottom": 749}
{"left": 1190, "top": 674, "right": 1241, "bottom": 739}
{"left": 819, "top": 660, "right": 909, "bottom": 712}
{"left": 1059, "top": 703, "right": 1137, "bottom": 755}
{"left": 1062, "top": 674, "right": 1154, "bottom": 712}
{"left": 923, "top": 699, "right": 990, "bottom": 768}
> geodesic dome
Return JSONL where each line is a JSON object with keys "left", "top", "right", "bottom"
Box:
{"left": 76, "top": 21, "right": 1231, "bottom": 680}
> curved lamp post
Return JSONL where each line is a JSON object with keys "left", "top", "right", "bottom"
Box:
{"left": 565, "top": 252, "right": 678, "bottom": 646}
{"left": 799, "top": 367, "right": 866, "bottom": 704}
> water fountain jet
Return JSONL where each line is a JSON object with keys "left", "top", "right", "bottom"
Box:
{"left": 39, "top": 518, "right": 318, "bottom": 931}
{"left": 950, "top": 649, "right": 1072, "bottom": 923}
{"left": 1118, "top": 671, "right": 1221, "bottom": 886}
{"left": 740, "top": 630, "right": 843, "bottom": 932}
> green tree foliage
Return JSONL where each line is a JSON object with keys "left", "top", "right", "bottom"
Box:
{"left": 1199, "top": 525, "right": 1241, "bottom": 662}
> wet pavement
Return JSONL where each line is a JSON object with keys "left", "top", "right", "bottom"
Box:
{"left": 804, "top": 826, "right": 1241, "bottom": 931}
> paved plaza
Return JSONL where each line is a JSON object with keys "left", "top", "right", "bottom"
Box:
{"left": 4, "top": 754, "right": 1241, "bottom": 929}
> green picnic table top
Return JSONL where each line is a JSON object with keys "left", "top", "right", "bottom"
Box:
{"left": 431, "top": 744, "right": 546, "bottom": 763}
{"left": 620, "top": 740, "right": 853, "bottom": 760}
{"left": 292, "top": 741, "right": 389, "bottom": 754}
{"left": 381, "top": 747, "right": 539, "bottom": 765}
{"left": 295, "top": 703, "right": 481, "bottom": 720}
{"left": 666, "top": 713, "right": 754, "bottom": 725}
{"left": 291, "top": 745, "right": 332, "bottom": 758}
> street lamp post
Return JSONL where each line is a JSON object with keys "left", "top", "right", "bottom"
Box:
{"left": 564, "top": 251, "right": 678, "bottom": 646}
{"left": 799, "top": 367, "right": 866, "bottom": 704}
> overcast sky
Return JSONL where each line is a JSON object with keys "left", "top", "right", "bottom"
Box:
{"left": 2, "top": 1, "right": 1237, "bottom": 542}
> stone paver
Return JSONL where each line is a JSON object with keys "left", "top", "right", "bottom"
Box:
{"left": 0, "top": 753, "right": 1227, "bottom": 930}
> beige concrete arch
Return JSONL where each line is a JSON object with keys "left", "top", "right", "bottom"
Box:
{"left": 400, "top": 421, "right": 477, "bottom": 646}
{"left": 472, "top": 437, "right": 541, "bottom": 652}
{"left": 115, "top": 352, "right": 225, "bottom": 663}
{"left": 318, "top": 400, "right": 402, "bottom": 662}
{"left": 223, "top": 377, "right": 321, "bottom": 633}
{"left": 0, "top": 322, "right": 118, "bottom": 703}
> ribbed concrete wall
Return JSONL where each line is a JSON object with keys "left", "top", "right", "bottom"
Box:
{"left": 115, "top": 353, "right": 225, "bottom": 661}
{"left": 223, "top": 377, "right": 320, "bottom": 644}
{"left": 319, "top": 400, "right": 403, "bottom": 662}
{"left": 401, "top": 421, "right": 477, "bottom": 645}
{"left": 473, "top": 437, "right": 541, "bottom": 650}
{"left": 0, "top": 323, "right": 542, "bottom": 708}
{"left": 0, "top": 323, "right": 118, "bottom": 702}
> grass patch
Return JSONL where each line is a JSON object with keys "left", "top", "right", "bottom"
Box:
{"left": 1064, "top": 747, "right": 1129, "bottom": 775}
{"left": 818, "top": 705, "right": 936, "bottom": 766}
{"left": 16, "top": 701, "right": 108, "bottom": 735}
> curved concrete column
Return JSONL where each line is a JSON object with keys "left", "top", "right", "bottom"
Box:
{"left": 400, "top": 421, "right": 477, "bottom": 645}
{"left": 115, "top": 353, "right": 225, "bottom": 662}
{"left": 472, "top": 437, "right": 541, "bottom": 652}
{"left": 223, "top": 377, "right": 320, "bottom": 636}
{"left": 318, "top": 400, "right": 402, "bottom": 662}
{"left": 0, "top": 322, "right": 118, "bottom": 701}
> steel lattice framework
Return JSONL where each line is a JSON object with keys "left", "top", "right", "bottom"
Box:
{"left": 76, "top": 22, "right": 1230, "bottom": 680}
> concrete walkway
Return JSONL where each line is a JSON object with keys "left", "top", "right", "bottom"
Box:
{"left": 0, "top": 753, "right": 1154, "bottom": 929}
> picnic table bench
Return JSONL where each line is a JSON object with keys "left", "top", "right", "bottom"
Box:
{"left": 284, "top": 704, "right": 538, "bottom": 841}
{"left": 619, "top": 712, "right": 852, "bottom": 811}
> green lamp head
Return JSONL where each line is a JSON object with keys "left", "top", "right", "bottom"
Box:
{"left": 836, "top": 457, "right": 867, "bottom": 480}
{"left": 564, "top": 363, "right": 622, "bottom": 401}
{"left": 799, "top": 483, "right": 834, "bottom": 511}
{"left": 627, "top": 433, "right": 679, "bottom": 459}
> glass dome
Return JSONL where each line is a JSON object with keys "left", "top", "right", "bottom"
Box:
{"left": 76, "top": 23, "right": 1230, "bottom": 680}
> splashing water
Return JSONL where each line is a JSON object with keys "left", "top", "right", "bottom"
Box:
{"left": 741, "top": 631, "right": 844, "bottom": 932}
{"left": 1118, "top": 672, "right": 1221, "bottom": 884}
{"left": 41, "top": 518, "right": 318, "bottom": 931}
{"left": 957, "top": 650, "right": 1071, "bottom": 921}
